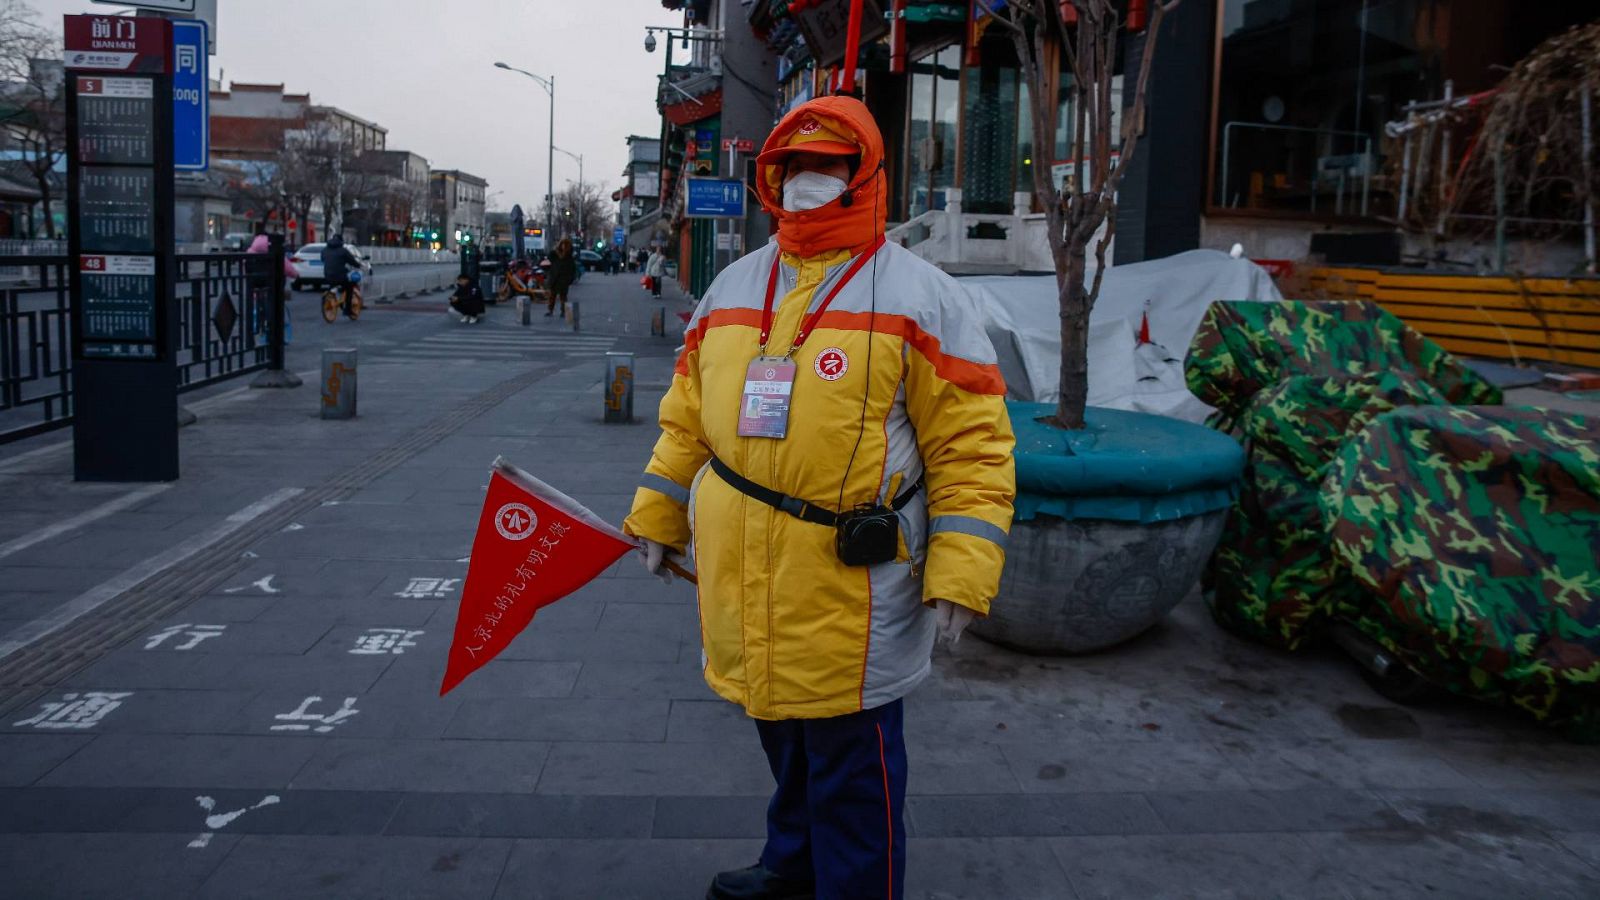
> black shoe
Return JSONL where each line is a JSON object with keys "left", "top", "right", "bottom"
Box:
{"left": 706, "top": 864, "right": 814, "bottom": 900}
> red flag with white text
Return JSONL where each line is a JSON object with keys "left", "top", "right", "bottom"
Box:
{"left": 440, "top": 458, "right": 635, "bottom": 695}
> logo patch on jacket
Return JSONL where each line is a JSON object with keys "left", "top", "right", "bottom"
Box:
{"left": 814, "top": 347, "right": 849, "bottom": 381}
{"left": 798, "top": 118, "right": 821, "bottom": 135}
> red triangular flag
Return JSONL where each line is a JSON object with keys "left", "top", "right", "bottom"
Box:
{"left": 440, "top": 457, "right": 635, "bottom": 695}
{"left": 1137, "top": 310, "right": 1152, "bottom": 346}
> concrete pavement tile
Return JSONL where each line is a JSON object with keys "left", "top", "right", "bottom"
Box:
{"left": 113, "top": 787, "right": 402, "bottom": 836}
{"left": 1001, "top": 740, "right": 1253, "bottom": 793}
{"left": 903, "top": 699, "right": 1089, "bottom": 747}
{"left": 292, "top": 738, "right": 549, "bottom": 793}
{"left": 568, "top": 576, "right": 694, "bottom": 605}
{"left": 0, "top": 786, "right": 165, "bottom": 832}
{"left": 445, "top": 697, "right": 669, "bottom": 742}
{"left": 910, "top": 741, "right": 1023, "bottom": 795}
{"left": 666, "top": 698, "right": 753, "bottom": 743}
{"left": 1211, "top": 737, "right": 1480, "bottom": 791}
{"left": 0, "top": 591, "right": 88, "bottom": 623}
{"left": 595, "top": 600, "right": 699, "bottom": 637}
{"left": 0, "top": 832, "right": 240, "bottom": 900}
{"left": 53, "top": 649, "right": 237, "bottom": 691}
{"left": 1146, "top": 788, "right": 1398, "bottom": 834}
{"left": 536, "top": 740, "right": 774, "bottom": 796}
{"left": 1377, "top": 788, "right": 1600, "bottom": 838}
{"left": 1057, "top": 834, "right": 1349, "bottom": 899}
{"left": 651, "top": 795, "right": 769, "bottom": 838}
{"left": 194, "top": 835, "right": 512, "bottom": 900}
{"left": 908, "top": 793, "right": 1166, "bottom": 838}
{"left": 428, "top": 593, "right": 601, "bottom": 632}
{"left": 496, "top": 627, "right": 683, "bottom": 663}
{"left": 905, "top": 837, "right": 1079, "bottom": 900}
{"left": 254, "top": 595, "right": 441, "bottom": 627}
{"left": 386, "top": 793, "right": 653, "bottom": 839}
{"left": 571, "top": 659, "right": 719, "bottom": 700}
{"left": 369, "top": 657, "right": 580, "bottom": 699}
{"left": 206, "top": 650, "right": 397, "bottom": 694}
{"left": 491, "top": 837, "right": 764, "bottom": 900}
{"left": 0, "top": 564, "right": 123, "bottom": 594}
{"left": 1301, "top": 830, "right": 1598, "bottom": 899}
{"left": 153, "top": 593, "right": 278, "bottom": 623}
{"left": 1422, "top": 740, "right": 1600, "bottom": 790}
{"left": 0, "top": 734, "right": 93, "bottom": 785}
{"left": 1552, "top": 833, "right": 1600, "bottom": 873}
{"left": 36, "top": 734, "right": 322, "bottom": 788}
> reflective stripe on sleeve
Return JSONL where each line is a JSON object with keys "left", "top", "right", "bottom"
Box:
{"left": 640, "top": 473, "right": 691, "bottom": 505}
{"left": 929, "top": 515, "right": 1008, "bottom": 548}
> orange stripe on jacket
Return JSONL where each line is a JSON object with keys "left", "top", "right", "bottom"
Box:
{"left": 676, "top": 307, "right": 1006, "bottom": 396}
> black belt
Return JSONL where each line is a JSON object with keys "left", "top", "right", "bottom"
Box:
{"left": 709, "top": 456, "right": 923, "bottom": 528}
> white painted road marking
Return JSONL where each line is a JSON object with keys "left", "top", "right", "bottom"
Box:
{"left": 12, "top": 691, "right": 131, "bottom": 729}
{"left": 144, "top": 623, "right": 226, "bottom": 650}
{"left": 223, "top": 574, "right": 279, "bottom": 595}
{"left": 270, "top": 695, "right": 359, "bottom": 732}
{"left": 350, "top": 628, "right": 423, "bottom": 655}
{"left": 0, "top": 483, "right": 169, "bottom": 561}
{"left": 188, "top": 794, "right": 280, "bottom": 849}
{"left": 0, "top": 487, "right": 305, "bottom": 661}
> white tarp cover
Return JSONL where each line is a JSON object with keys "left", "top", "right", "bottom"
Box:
{"left": 960, "top": 249, "right": 1283, "bottom": 423}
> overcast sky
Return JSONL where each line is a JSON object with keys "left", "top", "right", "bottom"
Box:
{"left": 30, "top": 0, "right": 676, "bottom": 211}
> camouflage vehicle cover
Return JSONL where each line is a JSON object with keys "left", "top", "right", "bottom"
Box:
{"left": 1322, "top": 406, "right": 1600, "bottom": 741}
{"left": 1185, "top": 301, "right": 1501, "bottom": 649}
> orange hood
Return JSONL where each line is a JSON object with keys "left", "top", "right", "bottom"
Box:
{"left": 756, "top": 96, "right": 887, "bottom": 258}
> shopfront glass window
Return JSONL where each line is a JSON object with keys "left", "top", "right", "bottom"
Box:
{"left": 1213, "top": 0, "right": 1441, "bottom": 217}
{"left": 962, "top": 65, "right": 1019, "bottom": 214}
{"left": 904, "top": 44, "right": 963, "bottom": 218}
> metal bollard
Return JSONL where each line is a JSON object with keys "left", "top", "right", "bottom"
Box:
{"left": 651, "top": 306, "right": 666, "bottom": 337}
{"left": 320, "top": 347, "right": 357, "bottom": 419}
{"left": 568, "top": 300, "right": 581, "bottom": 332}
{"left": 604, "top": 351, "right": 634, "bottom": 423}
{"left": 517, "top": 295, "right": 531, "bottom": 325}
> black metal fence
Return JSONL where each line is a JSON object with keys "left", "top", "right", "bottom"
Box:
{"left": 0, "top": 250, "right": 284, "bottom": 445}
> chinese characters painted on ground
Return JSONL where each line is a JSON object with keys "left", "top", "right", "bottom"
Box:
{"left": 350, "top": 628, "right": 423, "bottom": 655}
{"left": 144, "top": 623, "right": 226, "bottom": 650}
{"left": 395, "top": 577, "right": 460, "bottom": 599}
{"left": 12, "top": 691, "right": 130, "bottom": 729}
{"left": 269, "top": 695, "right": 359, "bottom": 733}
{"left": 187, "top": 794, "right": 281, "bottom": 849}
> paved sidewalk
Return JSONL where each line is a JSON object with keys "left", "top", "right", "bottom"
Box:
{"left": 1, "top": 272, "right": 1597, "bottom": 899}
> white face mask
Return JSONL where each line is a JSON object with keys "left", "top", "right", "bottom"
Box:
{"left": 782, "top": 170, "right": 848, "bottom": 212}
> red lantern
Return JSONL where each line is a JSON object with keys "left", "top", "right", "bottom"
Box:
{"left": 1127, "top": 0, "right": 1148, "bottom": 32}
{"left": 1059, "top": 1, "right": 1078, "bottom": 24}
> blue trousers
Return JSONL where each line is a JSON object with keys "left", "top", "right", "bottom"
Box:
{"left": 755, "top": 699, "right": 907, "bottom": 900}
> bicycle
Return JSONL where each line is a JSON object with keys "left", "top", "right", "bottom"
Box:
{"left": 321, "top": 282, "right": 363, "bottom": 323}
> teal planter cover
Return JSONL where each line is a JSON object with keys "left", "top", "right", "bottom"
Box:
{"left": 1007, "top": 402, "right": 1244, "bottom": 524}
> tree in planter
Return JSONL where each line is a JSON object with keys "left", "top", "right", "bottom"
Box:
{"left": 985, "top": 0, "right": 1181, "bottom": 429}
{"left": 0, "top": 3, "right": 66, "bottom": 239}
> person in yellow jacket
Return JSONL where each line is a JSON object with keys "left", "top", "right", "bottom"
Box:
{"left": 624, "top": 95, "right": 1015, "bottom": 900}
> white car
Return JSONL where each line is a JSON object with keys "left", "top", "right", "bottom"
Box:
{"left": 289, "top": 243, "right": 373, "bottom": 290}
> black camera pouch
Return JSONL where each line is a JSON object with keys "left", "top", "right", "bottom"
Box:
{"left": 834, "top": 505, "right": 900, "bottom": 567}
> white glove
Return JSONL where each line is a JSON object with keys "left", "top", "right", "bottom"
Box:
{"left": 934, "top": 599, "right": 975, "bottom": 646}
{"left": 638, "top": 539, "right": 674, "bottom": 584}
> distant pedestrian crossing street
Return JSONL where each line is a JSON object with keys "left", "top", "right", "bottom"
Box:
{"left": 384, "top": 325, "right": 618, "bottom": 361}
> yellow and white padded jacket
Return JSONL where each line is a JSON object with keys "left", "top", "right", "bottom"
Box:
{"left": 624, "top": 239, "right": 1016, "bottom": 721}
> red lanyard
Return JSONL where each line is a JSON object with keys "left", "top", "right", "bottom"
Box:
{"left": 758, "top": 236, "right": 887, "bottom": 356}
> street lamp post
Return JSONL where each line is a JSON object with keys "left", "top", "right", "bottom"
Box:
{"left": 552, "top": 145, "right": 584, "bottom": 238}
{"left": 493, "top": 62, "right": 556, "bottom": 240}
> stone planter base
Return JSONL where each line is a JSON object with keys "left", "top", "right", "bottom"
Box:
{"left": 971, "top": 509, "right": 1228, "bottom": 654}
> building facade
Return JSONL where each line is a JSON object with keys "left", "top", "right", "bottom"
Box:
{"left": 430, "top": 169, "right": 489, "bottom": 251}
{"left": 649, "top": 0, "right": 1595, "bottom": 295}
{"left": 618, "top": 134, "right": 663, "bottom": 255}
{"left": 349, "top": 149, "right": 431, "bottom": 246}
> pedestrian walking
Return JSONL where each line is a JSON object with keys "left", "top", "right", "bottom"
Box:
{"left": 244, "top": 229, "right": 296, "bottom": 341}
{"left": 547, "top": 237, "right": 577, "bottom": 317}
{"left": 644, "top": 248, "right": 665, "bottom": 299}
{"left": 624, "top": 95, "right": 1016, "bottom": 900}
{"left": 635, "top": 247, "right": 649, "bottom": 274}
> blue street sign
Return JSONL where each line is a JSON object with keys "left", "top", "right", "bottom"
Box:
{"left": 172, "top": 20, "right": 208, "bottom": 171}
{"left": 685, "top": 177, "right": 745, "bottom": 218}
{"left": 612, "top": 226, "right": 625, "bottom": 246}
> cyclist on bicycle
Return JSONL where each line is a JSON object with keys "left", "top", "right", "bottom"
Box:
{"left": 321, "top": 234, "right": 364, "bottom": 317}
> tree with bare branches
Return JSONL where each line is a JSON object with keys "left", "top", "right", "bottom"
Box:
{"left": 985, "top": 0, "right": 1180, "bottom": 429}
{"left": 0, "top": 0, "right": 65, "bottom": 238}
{"left": 554, "top": 180, "right": 614, "bottom": 248}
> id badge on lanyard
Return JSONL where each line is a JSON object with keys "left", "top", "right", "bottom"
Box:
{"left": 737, "top": 356, "right": 796, "bottom": 439}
